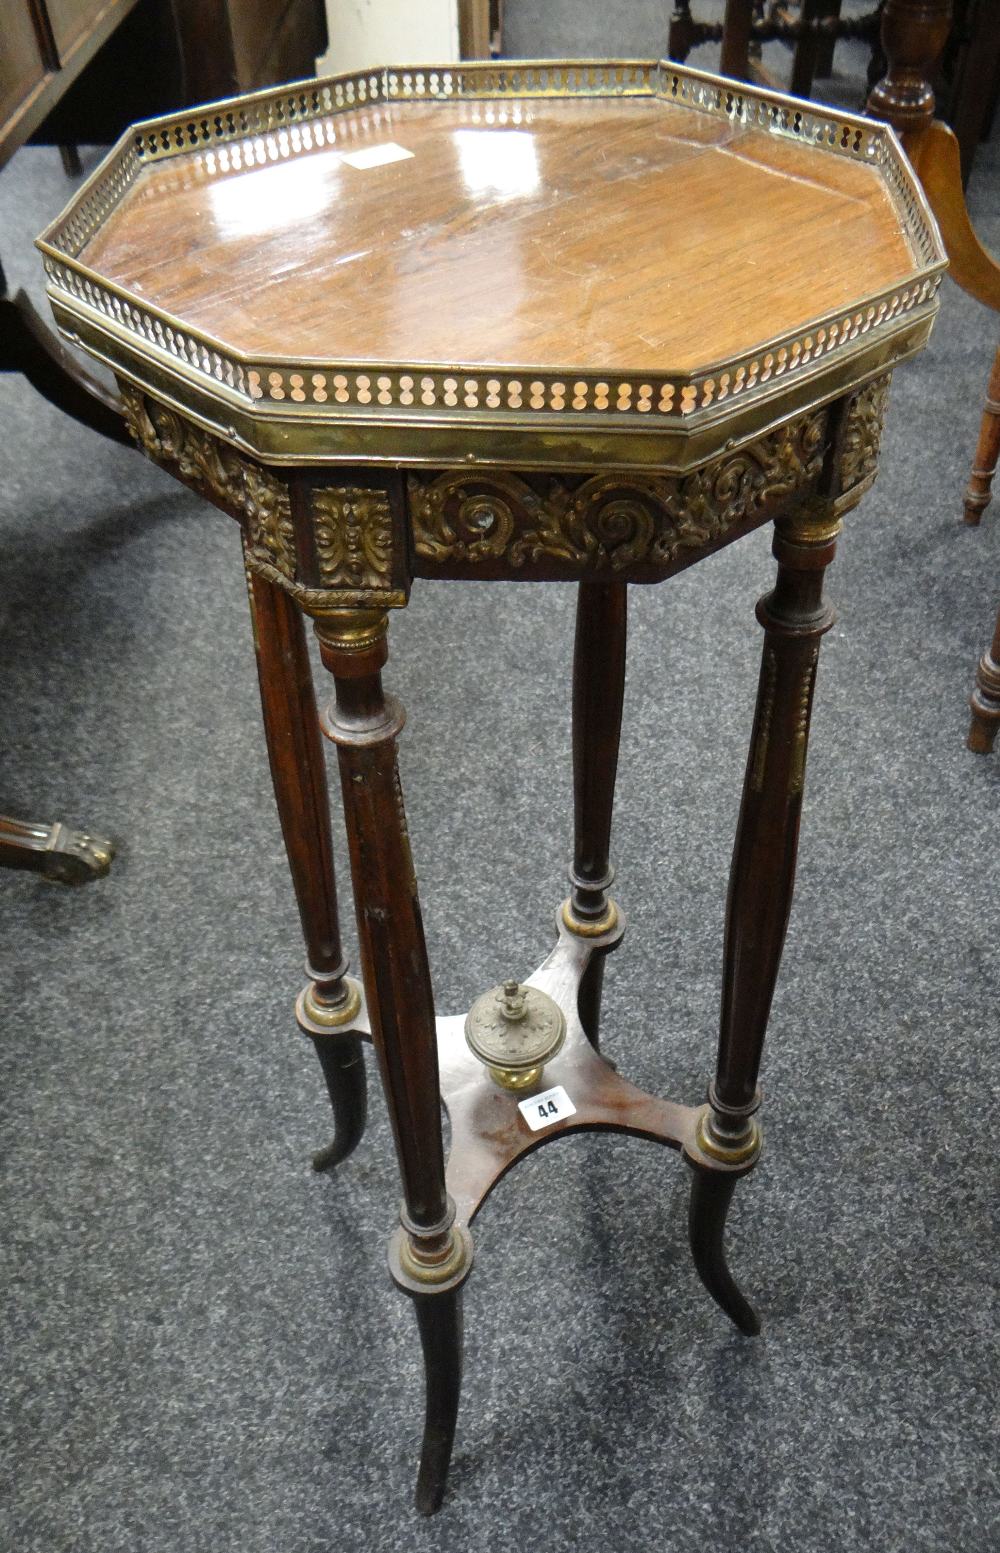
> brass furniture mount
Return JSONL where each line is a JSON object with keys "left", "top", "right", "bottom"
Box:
{"left": 464, "top": 979, "right": 567, "bottom": 1090}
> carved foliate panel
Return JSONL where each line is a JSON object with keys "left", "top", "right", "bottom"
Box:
{"left": 409, "top": 408, "right": 827, "bottom": 579}
{"left": 312, "top": 487, "right": 395, "bottom": 590}
{"left": 839, "top": 373, "right": 891, "bottom": 497}
{"left": 119, "top": 384, "right": 406, "bottom": 609}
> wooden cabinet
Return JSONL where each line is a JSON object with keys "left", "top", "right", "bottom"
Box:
{"left": 1, "top": 0, "right": 328, "bottom": 168}
{"left": 0, "top": 0, "right": 140, "bottom": 164}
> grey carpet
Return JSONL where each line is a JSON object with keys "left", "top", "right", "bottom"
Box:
{"left": 2, "top": 23, "right": 999, "bottom": 1553}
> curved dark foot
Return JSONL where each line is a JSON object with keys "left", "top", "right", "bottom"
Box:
{"left": 576, "top": 952, "right": 606, "bottom": 1053}
{"left": 413, "top": 1288, "right": 464, "bottom": 1516}
{"left": 0, "top": 814, "right": 114, "bottom": 884}
{"left": 688, "top": 1166, "right": 761, "bottom": 1337}
{"left": 309, "top": 1035, "right": 368, "bottom": 1171}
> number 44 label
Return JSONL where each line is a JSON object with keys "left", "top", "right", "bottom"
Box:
{"left": 517, "top": 1085, "right": 576, "bottom": 1132}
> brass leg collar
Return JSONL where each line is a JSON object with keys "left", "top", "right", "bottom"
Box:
{"left": 296, "top": 975, "right": 363, "bottom": 1036}
{"left": 693, "top": 1107, "right": 762, "bottom": 1167}
{"left": 560, "top": 897, "right": 620, "bottom": 938}
{"left": 390, "top": 1223, "right": 474, "bottom": 1296}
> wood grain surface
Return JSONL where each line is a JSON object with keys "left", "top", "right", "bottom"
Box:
{"left": 80, "top": 95, "right": 916, "bottom": 371}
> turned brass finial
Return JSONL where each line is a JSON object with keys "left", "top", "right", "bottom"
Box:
{"left": 465, "top": 979, "right": 566, "bottom": 1091}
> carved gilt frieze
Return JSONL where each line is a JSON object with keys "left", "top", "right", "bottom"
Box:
{"left": 409, "top": 408, "right": 827, "bottom": 576}
{"left": 119, "top": 384, "right": 405, "bottom": 609}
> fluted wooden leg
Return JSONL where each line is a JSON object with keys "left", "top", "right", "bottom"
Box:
{"left": 564, "top": 581, "right": 627, "bottom": 1048}
{"left": 313, "top": 609, "right": 472, "bottom": 1516}
{"left": 963, "top": 343, "right": 1000, "bottom": 525}
{"left": 687, "top": 497, "right": 841, "bottom": 1332}
{"left": 968, "top": 603, "right": 1000, "bottom": 754}
{"left": 244, "top": 551, "right": 366, "bottom": 1170}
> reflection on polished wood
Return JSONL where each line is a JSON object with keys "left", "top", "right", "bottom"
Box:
{"left": 80, "top": 96, "right": 916, "bottom": 373}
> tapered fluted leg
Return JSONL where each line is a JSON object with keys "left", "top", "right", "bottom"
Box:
{"left": 968, "top": 602, "right": 1000, "bottom": 753}
{"left": 687, "top": 494, "right": 841, "bottom": 1331}
{"left": 963, "top": 343, "right": 1000, "bottom": 525}
{"left": 688, "top": 1168, "right": 760, "bottom": 1336}
{"left": 312, "top": 609, "right": 472, "bottom": 1515}
{"left": 563, "top": 581, "right": 627, "bottom": 1048}
{"left": 243, "top": 549, "right": 366, "bottom": 1168}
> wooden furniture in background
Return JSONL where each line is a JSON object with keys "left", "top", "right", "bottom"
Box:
{"left": 865, "top": 0, "right": 1000, "bottom": 753}
{"left": 964, "top": 342, "right": 1000, "bottom": 754}
{"left": 1, "top": 0, "right": 327, "bottom": 885}
{"left": 968, "top": 605, "right": 1000, "bottom": 753}
{"left": 669, "top": 0, "right": 881, "bottom": 99}
{"left": 0, "top": 0, "right": 140, "bottom": 167}
{"left": 964, "top": 341, "right": 1000, "bottom": 526}
{"left": 38, "top": 60, "right": 945, "bottom": 1508}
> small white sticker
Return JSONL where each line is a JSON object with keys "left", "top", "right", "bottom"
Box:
{"left": 340, "top": 142, "right": 413, "bottom": 170}
{"left": 518, "top": 1085, "right": 576, "bottom": 1132}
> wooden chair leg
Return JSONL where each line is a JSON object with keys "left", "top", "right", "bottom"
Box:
{"left": 244, "top": 553, "right": 367, "bottom": 1169}
{"left": 564, "top": 581, "right": 627, "bottom": 1049}
{"left": 0, "top": 813, "right": 113, "bottom": 883}
{"left": 968, "top": 603, "right": 1000, "bottom": 754}
{"left": 312, "top": 608, "right": 472, "bottom": 1516}
{"left": 963, "top": 343, "right": 1000, "bottom": 525}
{"left": 687, "top": 495, "right": 841, "bottom": 1332}
{"left": 721, "top": 0, "right": 755, "bottom": 78}
{"left": 0, "top": 275, "right": 131, "bottom": 447}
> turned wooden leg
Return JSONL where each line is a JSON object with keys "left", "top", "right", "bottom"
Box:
{"left": 968, "top": 603, "right": 1000, "bottom": 754}
{"left": 244, "top": 552, "right": 366, "bottom": 1171}
{"left": 963, "top": 343, "right": 1000, "bottom": 526}
{"left": 313, "top": 609, "right": 472, "bottom": 1516}
{"left": 687, "top": 498, "right": 841, "bottom": 1332}
{"left": 721, "top": 0, "right": 755, "bottom": 78}
{"left": 564, "top": 581, "right": 627, "bottom": 1047}
{"left": 668, "top": 1, "right": 697, "bottom": 62}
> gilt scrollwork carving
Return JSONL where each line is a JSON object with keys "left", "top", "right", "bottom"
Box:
{"left": 121, "top": 381, "right": 298, "bottom": 581}
{"left": 409, "top": 409, "right": 827, "bottom": 575}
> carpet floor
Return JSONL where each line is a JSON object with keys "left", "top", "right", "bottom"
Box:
{"left": 1, "top": 18, "right": 998, "bottom": 1553}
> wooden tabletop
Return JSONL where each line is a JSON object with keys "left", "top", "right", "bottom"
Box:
{"left": 79, "top": 94, "right": 916, "bottom": 375}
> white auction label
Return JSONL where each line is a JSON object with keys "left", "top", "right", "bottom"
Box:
{"left": 518, "top": 1085, "right": 576, "bottom": 1132}
{"left": 340, "top": 143, "right": 414, "bottom": 170}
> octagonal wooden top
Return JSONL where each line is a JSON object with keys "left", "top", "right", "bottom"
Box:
{"left": 39, "top": 61, "right": 945, "bottom": 470}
